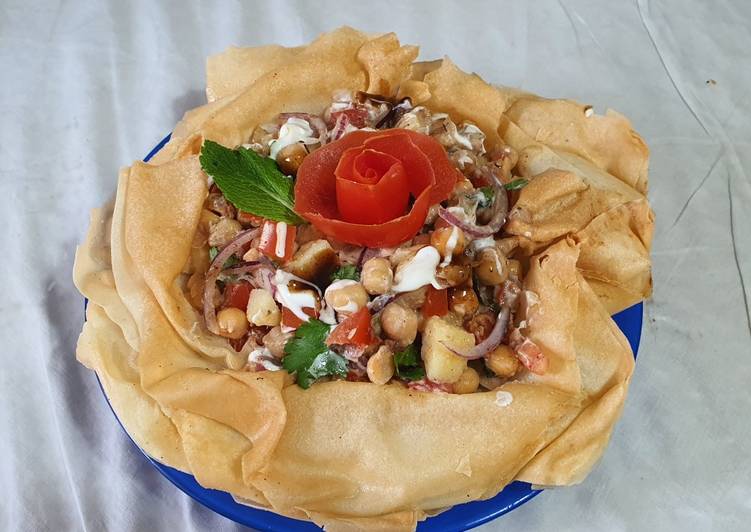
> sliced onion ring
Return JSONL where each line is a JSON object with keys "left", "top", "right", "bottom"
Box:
{"left": 442, "top": 305, "right": 510, "bottom": 360}
{"left": 203, "top": 228, "right": 258, "bottom": 335}
{"left": 438, "top": 173, "right": 509, "bottom": 237}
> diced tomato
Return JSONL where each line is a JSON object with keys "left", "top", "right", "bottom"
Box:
{"left": 258, "top": 220, "right": 297, "bottom": 262}
{"left": 237, "top": 211, "right": 265, "bottom": 227}
{"left": 423, "top": 286, "right": 449, "bottom": 317}
{"left": 281, "top": 306, "right": 317, "bottom": 330}
{"left": 223, "top": 282, "right": 251, "bottom": 310}
{"left": 326, "top": 307, "right": 374, "bottom": 347}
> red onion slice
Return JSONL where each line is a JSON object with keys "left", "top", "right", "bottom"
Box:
{"left": 330, "top": 112, "right": 351, "bottom": 141}
{"left": 442, "top": 306, "right": 510, "bottom": 360}
{"left": 203, "top": 228, "right": 258, "bottom": 335}
{"left": 367, "top": 293, "right": 396, "bottom": 313}
{"left": 438, "top": 173, "right": 509, "bottom": 237}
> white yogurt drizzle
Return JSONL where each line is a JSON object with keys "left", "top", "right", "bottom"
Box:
{"left": 495, "top": 390, "right": 513, "bottom": 407}
{"left": 440, "top": 226, "right": 461, "bottom": 267}
{"left": 392, "top": 246, "right": 442, "bottom": 292}
{"left": 248, "top": 347, "right": 282, "bottom": 371}
{"left": 269, "top": 117, "right": 318, "bottom": 159}
{"left": 274, "top": 270, "right": 318, "bottom": 322}
{"left": 274, "top": 222, "right": 287, "bottom": 258}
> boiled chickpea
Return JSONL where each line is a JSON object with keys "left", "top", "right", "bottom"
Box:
{"left": 449, "top": 286, "right": 479, "bottom": 316}
{"left": 453, "top": 367, "right": 480, "bottom": 394}
{"left": 366, "top": 345, "right": 395, "bottom": 385}
{"left": 485, "top": 344, "right": 519, "bottom": 378}
{"left": 324, "top": 281, "right": 369, "bottom": 315}
{"left": 361, "top": 258, "right": 393, "bottom": 295}
{"left": 475, "top": 248, "right": 508, "bottom": 286}
{"left": 436, "top": 263, "right": 471, "bottom": 287}
{"left": 216, "top": 307, "right": 249, "bottom": 339}
{"left": 275, "top": 143, "right": 308, "bottom": 176}
{"left": 381, "top": 302, "right": 418, "bottom": 345}
{"left": 430, "top": 226, "right": 466, "bottom": 258}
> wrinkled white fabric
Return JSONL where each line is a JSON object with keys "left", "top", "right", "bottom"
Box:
{"left": 0, "top": 1, "right": 749, "bottom": 531}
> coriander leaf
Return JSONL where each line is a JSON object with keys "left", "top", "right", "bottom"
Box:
{"left": 394, "top": 344, "right": 425, "bottom": 381}
{"left": 200, "top": 140, "right": 304, "bottom": 225}
{"left": 282, "top": 319, "right": 346, "bottom": 388}
{"left": 504, "top": 178, "right": 529, "bottom": 191}
{"left": 331, "top": 264, "right": 360, "bottom": 282}
{"left": 209, "top": 246, "right": 239, "bottom": 268}
{"left": 479, "top": 186, "right": 494, "bottom": 203}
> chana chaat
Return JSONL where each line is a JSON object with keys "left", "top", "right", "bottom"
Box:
{"left": 191, "top": 90, "right": 544, "bottom": 392}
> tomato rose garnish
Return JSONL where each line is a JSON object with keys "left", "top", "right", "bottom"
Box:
{"left": 295, "top": 129, "right": 460, "bottom": 248}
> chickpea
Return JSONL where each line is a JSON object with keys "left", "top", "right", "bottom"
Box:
{"left": 262, "top": 326, "right": 293, "bottom": 359}
{"left": 361, "top": 258, "right": 393, "bottom": 295}
{"left": 275, "top": 142, "right": 308, "bottom": 176}
{"left": 475, "top": 248, "right": 509, "bottom": 286}
{"left": 396, "top": 286, "right": 427, "bottom": 309}
{"left": 208, "top": 217, "right": 242, "bottom": 248}
{"left": 430, "top": 226, "right": 465, "bottom": 258}
{"left": 324, "top": 280, "right": 369, "bottom": 315}
{"left": 485, "top": 344, "right": 519, "bottom": 378}
{"left": 216, "top": 307, "right": 249, "bottom": 339}
{"left": 453, "top": 367, "right": 480, "bottom": 394}
{"left": 366, "top": 345, "right": 395, "bottom": 385}
{"left": 381, "top": 302, "right": 418, "bottom": 345}
{"left": 246, "top": 288, "right": 281, "bottom": 327}
{"left": 507, "top": 259, "right": 523, "bottom": 280}
{"left": 436, "top": 263, "right": 471, "bottom": 288}
{"left": 449, "top": 286, "right": 479, "bottom": 316}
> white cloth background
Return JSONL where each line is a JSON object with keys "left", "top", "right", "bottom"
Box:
{"left": 1, "top": 0, "right": 749, "bottom": 530}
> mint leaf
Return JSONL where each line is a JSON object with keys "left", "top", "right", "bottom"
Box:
{"left": 200, "top": 140, "right": 304, "bottom": 225}
{"left": 282, "top": 319, "right": 347, "bottom": 388}
{"left": 394, "top": 344, "right": 425, "bottom": 381}
{"left": 331, "top": 264, "right": 360, "bottom": 282}
{"left": 504, "top": 178, "right": 528, "bottom": 191}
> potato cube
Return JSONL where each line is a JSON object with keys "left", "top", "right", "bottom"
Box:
{"left": 421, "top": 316, "right": 474, "bottom": 383}
{"left": 246, "top": 288, "right": 281, "bottom": 326}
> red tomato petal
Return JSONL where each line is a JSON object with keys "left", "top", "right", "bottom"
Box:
{"left": 335, "top": 148, "right": 410, "bottom": 224}
{"left": 361, "top": 132, "right": 435, "bottom": 197}
{"left": 401, "top": 130, "right": 461, "bottom": 203}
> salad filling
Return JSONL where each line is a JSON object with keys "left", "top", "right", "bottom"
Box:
{"left": 191, "top": 90, "right": 543, "bottom": 392}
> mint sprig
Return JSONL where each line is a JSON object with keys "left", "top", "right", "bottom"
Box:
{"left": 199, "top": 140, "right": 304, "bottom": 225}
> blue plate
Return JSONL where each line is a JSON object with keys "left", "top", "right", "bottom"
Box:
{"left": 98, "top": 134, "right": 643, "bottom": 532}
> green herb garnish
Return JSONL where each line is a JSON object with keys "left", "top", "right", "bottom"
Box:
{"left": 282, "top": 319, "right": 348, "bottom": 388}
{"left": 477, "top": 186, "right": 494, "bottom": 208}
{"left": 209, "top": 246, "right": 240, "bottom": 268}
{"left": 504, "top": 178, "right": 529, "bottom": 191}
{"left": 199, "top": 140, "right": 304, "bottom": 225}
{"left": 331, "top": 264, "right": 360, "bottom": 282}
{"left": 394, "top": 343, "right": 425, "bottom": 381}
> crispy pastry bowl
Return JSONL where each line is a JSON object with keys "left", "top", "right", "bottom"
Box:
{"left": 74, "top": 28, "right": 653, "bottom": 531}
